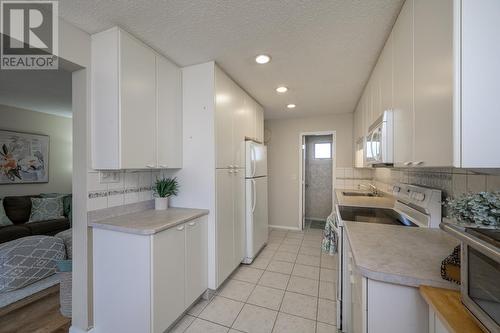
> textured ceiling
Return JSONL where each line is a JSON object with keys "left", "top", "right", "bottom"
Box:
{"left": 0, "top": 68, "right": 72, "bottom": 118}
{"left": 59, "top": 0, "right": 403, "bottom": 119}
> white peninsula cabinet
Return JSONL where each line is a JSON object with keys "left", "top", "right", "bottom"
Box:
{"left": 92, "top": 27, "right": 182, "bottom": 169}
{"left": 91, "top": 209, "right": 208, "bottom": 333}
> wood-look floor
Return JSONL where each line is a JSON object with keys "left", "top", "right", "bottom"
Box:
{"left": 0, "top": 288, "right": 71, "bottom": 333}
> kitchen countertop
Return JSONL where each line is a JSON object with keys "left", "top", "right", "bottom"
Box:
{"left": 420, "top": 286, "right": 483, "bottom": 333}
{"left": 88, "top": 207, "right": 209, "bottom": 235}
{"left": 344, "top": 221, "right": 460, "bottom": 289}
{"left": 335, "top": 189, "right": 395, "bottom": 209}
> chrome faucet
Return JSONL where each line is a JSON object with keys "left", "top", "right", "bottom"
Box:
{"left": 359, "top": 183, "right": 379, "bottom": 196}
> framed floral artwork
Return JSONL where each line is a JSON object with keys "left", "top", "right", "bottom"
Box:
{"left": 0, "top": 130, "right": 49, "bottom": 184}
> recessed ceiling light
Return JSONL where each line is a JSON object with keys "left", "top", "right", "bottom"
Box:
{"left": 287, "top": 104, "right": 296, "bottom": 109}
{"left": 276, "top": 86, "right": 288, "bottom": 93}
{"left": 255, "top": 54, "right": 271, "bottom": 64}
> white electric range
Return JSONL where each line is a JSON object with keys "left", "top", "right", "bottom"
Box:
{"left": 334, "top": 183, "right": 442, "bottom": 333}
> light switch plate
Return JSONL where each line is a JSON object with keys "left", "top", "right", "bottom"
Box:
{"left": 99, "top": 171, "right": 120, "bottom": 184}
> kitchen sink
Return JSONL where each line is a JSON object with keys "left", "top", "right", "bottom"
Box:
{"left": 342, "top": 191, "right": 378, "bottom": 197}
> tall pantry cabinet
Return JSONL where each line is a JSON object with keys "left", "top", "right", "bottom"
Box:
{"left": 172, "top": 62, "right": 265, "bottom": 290}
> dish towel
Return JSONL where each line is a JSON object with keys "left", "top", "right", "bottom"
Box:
{"left": 321, "top": 212, "right": 338, "bottom": 255}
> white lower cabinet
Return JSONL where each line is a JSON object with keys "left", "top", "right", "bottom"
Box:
{"left": 216, "top": 168, "right": 245, "bottom": 285}
{"left": 429, "top": 308, "right": 451, "bottom": 333}
{"left": 185, "top": 217, "right": 208, "bottom": 306}
{"left": 152, "top": 224, "right": 186, "bottom": 332}
{"left": 93, "top": 216, "right": 208, "bottom": 333}
{"left": 346, "top": 237, "right": 428, "bottom": 333}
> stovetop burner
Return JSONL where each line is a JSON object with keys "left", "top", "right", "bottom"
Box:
{"left": 338, "top": 205, "right": 417, "bottom": 227}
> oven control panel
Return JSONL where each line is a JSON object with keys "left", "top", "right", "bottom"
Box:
{"left": 392, "top": 183, "right": 442, "bottom": 228}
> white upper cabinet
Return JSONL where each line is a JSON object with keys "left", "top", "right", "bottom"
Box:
{"left": 454, "top": 0, "right": 500, "bottom": 167}
{"left": 392, "top": 0, "right": 415, "bottom": 167}
{"left": 215, "top": 66, "right": 263, "bottom": 169}
{"left": 120, "top": 32, "right": 157, "bottom": 169}
{"left": 354, "top": 0, "right": 500, "bottom": 168}
{"left": 157, "top": 56, "right": 183, "bottom": 169}
{"left": 215, "top": 66, "right": 236, "bottom": 169}
{"left": 379, "top": 34, "right": 393, "bottom": 117}
{"left": 92, "top": 27, "right": 182, "bottom": 169}
{"left": 414, "top": 0, "right": 453, "bottom": 167}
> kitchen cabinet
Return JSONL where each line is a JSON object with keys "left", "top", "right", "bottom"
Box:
{"left": 157, "top": 56, "right": 183, "bottom": 169}
{"left": 353, "top": 0, "right": 500, "bottom": 168}
{"left": 344, "top": 233, "right": 428, "bottom": 333}
{"left": 413, "top": 0, "right": 453, "bottom": 167}
{"left": 216, "top": 168, "right": 245, "bottom": 283}
{"left": 392, "top": 0, "right": 414, "bottom": 167}
{"left": 152, "top": 224, "right": 186, "bottom": 331}
{"left": 379, "top": 35, "right": 393, "bottom": 119}
{"left": 177, "top": 62, "right": 265, "bottom": 290}
{"left": 185, "top": 216, "right": 208, "bottom": 307}
{"left": 215, "top": 66, "right": 263, "bottom": 169}
{"left": 93, "top": 215, "right": 208, "bottom": 333}
{"left": 453, "top": 0, "right": 500, "bottom": 167}
{"left": 92, "top": 27, "right": 182, "bottom": 169}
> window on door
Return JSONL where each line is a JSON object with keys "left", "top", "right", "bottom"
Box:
{"left": 314, "top": 142, "right": 332, "bottom": 159}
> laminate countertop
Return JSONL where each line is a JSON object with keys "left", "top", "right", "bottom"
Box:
{"left": 335, "top": 189, "right": 395, "bottom": 209}
{"left": 344, "top": 221, "right": 460, "bottom": 290}
{"left": 88, "top": 207, "right": 209, "bottom": 235}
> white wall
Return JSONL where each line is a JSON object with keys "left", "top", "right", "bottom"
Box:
{"left": 265, "top": 113, "right": 353, "bottom": 229}
{"left": 0, "top": 105, "right": 72, "bottom": 197}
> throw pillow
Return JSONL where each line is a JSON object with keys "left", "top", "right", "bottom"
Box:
{"left": 0, "top": 236, "right": 66, "bottom": 293}
{"left": 0, "top": 199, "right": 12, "bottom": 227}
{"left": 29, "top": 197, "right": 65, "bottom": 223}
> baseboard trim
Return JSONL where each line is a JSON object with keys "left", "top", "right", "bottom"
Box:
{"left": 269, "top": 224, "right": 301, "bottom": 231}
{"left": 70, "top": 326, "right": 94, "bottom": 333}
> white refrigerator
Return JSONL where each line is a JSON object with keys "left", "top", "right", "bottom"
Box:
{"left": 243, "top": 141, "right": 269, "bottom": 264}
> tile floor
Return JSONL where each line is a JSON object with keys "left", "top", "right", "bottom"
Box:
{"left": 170, "top": 228, "right": 338, "bottom": 333}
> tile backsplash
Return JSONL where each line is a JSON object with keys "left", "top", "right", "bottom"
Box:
{"left": 371, "top": 168, "right": 500, "bottom": 199}
{"left": 87, "top": 170, "right": 170, "bottom": 211}
{"left": 335, "top": 167, "right": 373, "bottom": 190}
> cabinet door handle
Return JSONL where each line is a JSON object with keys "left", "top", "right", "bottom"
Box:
{"left": 188, "top": 222, "right": 196, "bottom": 226}
{"left": 229, "top": 165, "right": 234, "bottom": 169}
{"left": 146, "top": 164, "right": 155, "bottom": 168}
{"left": 176, "top": 225, "right": 185, "bottom": 231}
{"left": 229, "top": 169, "right": 234, "bottom": 174}
{"left": 404, "top": 162, "right": 413, "bottom": 166}
{"left": 414, "top": 161, "right": 424, "bottom": 166}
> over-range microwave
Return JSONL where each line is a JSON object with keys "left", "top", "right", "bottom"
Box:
{"left": 365, "top": 110, "right": 393, "bottom": 166}
{"left": 444, "top": 223, "right": 500, "bottom": 332}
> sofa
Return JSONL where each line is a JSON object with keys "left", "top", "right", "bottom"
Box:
{"left": 0, "top": 195, "right": 71, "bottom": 244}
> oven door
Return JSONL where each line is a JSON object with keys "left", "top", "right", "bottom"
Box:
{"left": 462, "top": 242, "right": 500, "bottom": 332}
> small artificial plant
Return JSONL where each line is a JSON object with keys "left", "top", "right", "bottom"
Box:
{"left": 445, "top": 191, "right": 500, "bottom": 227}
{"left": 153, "top": 177, "right": 179, "bottom": 198}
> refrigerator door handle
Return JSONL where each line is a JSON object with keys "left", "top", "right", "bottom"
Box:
{"left": 251, "top": 146, "right": 257, "bottom": 177}
{"left": 251, "top": 179, "right": 257, "bottom": 213}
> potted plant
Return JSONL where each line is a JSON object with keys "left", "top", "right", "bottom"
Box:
{"left": 153, "top": 177, "right": 179, "bottom": 210}
{"left": 445, "top": 191, "right": 500, "bottom": 228}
